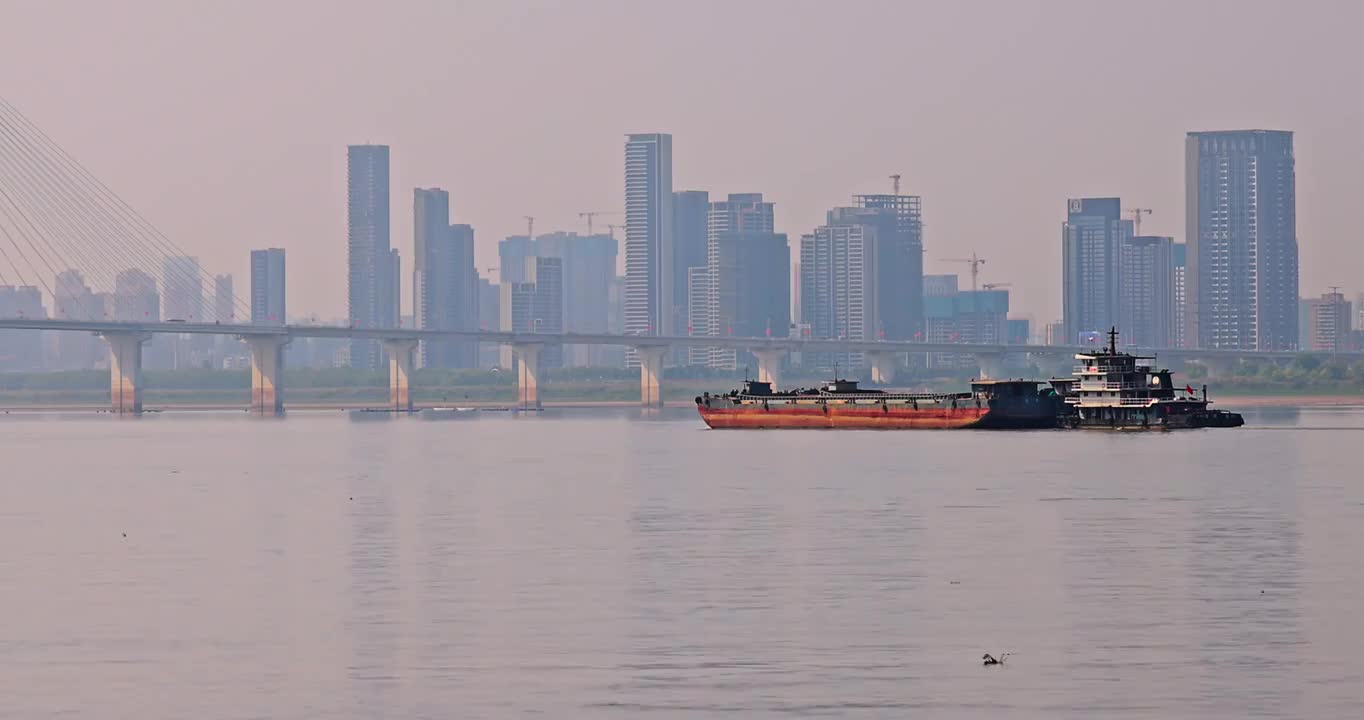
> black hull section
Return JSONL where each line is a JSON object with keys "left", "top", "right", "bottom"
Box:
{"left": 971, "top": 390, "right": 1068, "bottom": 429}
{"left": 1064, "top": 409, "right": 1244, "bottom": 430}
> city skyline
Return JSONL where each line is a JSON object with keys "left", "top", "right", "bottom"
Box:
{"left": 2, "top": 2, "right": 1359, "bottom": 322}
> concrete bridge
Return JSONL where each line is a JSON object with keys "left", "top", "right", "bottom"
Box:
{"left": 2, "top": 318, "right": 1361, "bottom": 414}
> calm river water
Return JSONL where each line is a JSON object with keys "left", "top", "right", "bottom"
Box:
{"left": 2, "top": 406, "right": 1363, "bottom": 718}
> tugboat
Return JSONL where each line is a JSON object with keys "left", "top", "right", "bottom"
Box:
{"left": 1050, "top": 328, "right": 1243, "bottom": 430}
{"left": 694, "top": 376, "right": 1065, "bottom": 430}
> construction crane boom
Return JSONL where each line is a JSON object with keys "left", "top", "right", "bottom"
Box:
{"left": 939, "top": 252, "right": 986, "bottom": 294}
{"left": 578, "top": 210, "right": 619, "bottom": 235}
{"left": 938, "top": 252, "right": 987, "bottom": 343}
{"left": 1125, "top": 208, "right": 1153, "bottom": 236}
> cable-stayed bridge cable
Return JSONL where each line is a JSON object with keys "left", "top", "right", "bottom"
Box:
{"left": 0, "top": 95, "right": 253, "bottom": 322}
{"left": 0, "top": 97, "right": 253, "bottom": 322}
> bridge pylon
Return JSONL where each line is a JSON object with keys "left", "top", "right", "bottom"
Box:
{"left": 512, "top": 343, "right": 543, "bottom": 410}
{"left": 635, "top": 345, "right": 668, "bottom": 408}
{"left": 102, "top": 331, "right": 150, "bottom": 415}
{"left": 245, "top": 335, "right": 290, "bottom": 415}
{"left": 383, "top": 339, "right": 420, "bottom": 413}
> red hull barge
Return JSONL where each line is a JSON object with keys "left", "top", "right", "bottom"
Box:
{"left": 696, "top": 378, "right": 1063, "bottom": 430}
{"left": 699, "top": 403, "right": 989, "bottom": 429}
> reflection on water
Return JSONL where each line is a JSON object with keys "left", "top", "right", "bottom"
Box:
{"left": 1, "top": 406, "right": 1362, "bottom": 718}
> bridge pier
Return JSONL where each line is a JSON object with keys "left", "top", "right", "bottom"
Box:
{"left": 975, "top": 352, "right": 1006, "bottom": 380}
{"left": 636, "top": 345, "right": 667, "bottom": 407}
{"left": 867, "top": 351, "right": 897, "bottom": 385}
{"left": 245, "top": 336, "right": 289, "bottom": 415}
{"left": 383, "top": 339, "right": 419, "bottom": 412}
{"left": 103, "top": 331, "right": 149, "bottom": 415}
{"left": 512, "top": 343, "right": 543, "bottom": 409}
{"left": 751, "top": 348, "right": 786, "bottom": 388}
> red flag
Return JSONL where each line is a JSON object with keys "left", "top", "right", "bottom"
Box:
{"left": 1185, "top": 385, "right": 1194, "bottom": 394}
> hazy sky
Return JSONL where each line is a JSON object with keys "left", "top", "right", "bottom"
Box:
{"left": 3, "top": 0, "right": 1361, "bottom": 321}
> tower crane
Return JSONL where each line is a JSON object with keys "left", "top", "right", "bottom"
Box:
{"left": 578, "top": 211, "right": 619, "bottom": 235}
{"left": 1126, "top": 208, "right": 1152, "bottom": 236}
{"left": 939, "top": 252, "right": 986, "bottom": 294}
{"left": 940, "top": 253, "right": 987, "bottom": 343}
{"left": 889, "top": 174, "right": 902, "bottom": 196}
{"left": 524, "top": 215, "right": 534, "bottom": 243}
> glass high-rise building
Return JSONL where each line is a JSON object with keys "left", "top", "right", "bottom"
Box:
{"left": 532, "top": 232, "right": 617, "bottom": 367}
{"left": 162, "top": 256, "right": 202, "bottom": 322}
{"left": 799, "top": 221, "right": 876, "bottom": 371}
{"left": 347, "top": 144, "right": 393, "bottom": 369}
{"left": 703, "top": 193, "right": 782, "bottom": 369}
{"left": 1173, "top": 243, "right": 1188, "bottom": 348}
{"left": 114, "top": 268, "right": 159, "bottom": 322}
{"left": 1119, "top": 235, "right": 1174, "bottom": 348}
{"left": 1062, "top": 197, "right": 1124, "bottom": 344}
{"left": 413, "top": 188, "right": 478, "bottom": 368}
{"left": 1185, "top": 130, "right": 1298, "bottom": 350}
{"left": 214, "top": 274, "right": 235, "bottom": 325}
{"left": 499, "top": 256, "right": 564, "bottom": 369}
{"left": 250, "top": 248, "right": 286, "bottom": 326}
{"left": 672, "top": 189, "right": 709, "bottom": 357}
{"left": 853, "top": 193, "right": 924, "bottom": 340}
{"left": 624, "top": 133, "right": 673, "bottom": 359}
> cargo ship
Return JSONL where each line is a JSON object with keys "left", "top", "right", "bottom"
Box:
{"left": 1049, "top": 328, "right": 1243, "bottom": 429}
{"left": 694, "top": 377, "right": 1064, "bottom": 430}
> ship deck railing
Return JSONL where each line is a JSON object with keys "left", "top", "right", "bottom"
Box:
{"left": 1066, "top": 397, "right": 1162, "bottom": 407}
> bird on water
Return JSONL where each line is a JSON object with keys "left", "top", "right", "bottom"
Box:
{"left": 982, "top": 653, "right": 1009, "bottom": 666}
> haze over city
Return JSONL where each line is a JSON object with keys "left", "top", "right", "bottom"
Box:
{"left": 3, "top": 0, "right": 1361, "bottom": 321}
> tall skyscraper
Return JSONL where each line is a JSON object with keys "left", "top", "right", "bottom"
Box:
{"left": 853, "top": 193, "right": 924, "bottom": 340}
{"left": 498, "top": 235, "right": 533, "bottom": 285}
{"left": 710, "top": 230, "right": 790, "bottom": 369}
{"left": 686, "top": 266, "right": 710, "bottom": 366}
{"left": 624, "top": 133, "right": 674, "bottom": 357}
{"left": 477, "top": 274, "right": 500, "bottom": 368}
{"left": 1186, "top": 130, "right": 1298, "bottom": 350}
{"left": 1305, "top": 290, "right": 1352, "bottom": 352}
{"left": 819, "top": 200, "right": 923, "bottom": 342}
{"left": 54, "top": 270, "right": 99, "bottom": 368}
{"left": 413, "top": 187, "right": 449, "bottom": 335}
{"left": 800, "top": 222, "right": 876, "bottom": 370}
{"left": 388, "top": 249, "right": 401, "bottom": 327}
{"left": 413, "top": 189, "right": 478, "bottom": 368}
{"left": 533, "top": 232, "right": 618, "bottom": 366}
{"left": 1062, "top": 197, "right": 1124, "bottom": 344}
{"left": 250, "top": 248, "right": 286, "bottom": 325}
{"left": 114, "top": 269, "right": 159, "bottom": 322}
{"left": 703, "top": 193, "right": 783, "bottom": 369}
{"left": 347, "top": 144, "right": 393, "bottom": 369}
{"left": 1173, "top": 243, "right": 1187, "bottom": 348}
{"left": 0, "top": 285, "right": 46, "bottom": 370}
{"left": 922, "top": 278, "right": 1009, "bottom": 367}
{"left": 162, "top": 256, "right": 202, "bottom": 321}
{"left": 1119, "top": 235, "right": 1175, "bottom": 348}
{"left": 500, "top": 256, "right": 564, "bottom": 368}
{"left": 214, "top": 274, "right": 235, "bottom": 324}
{"left": 54, "top": 269, "right": 95, "bottom": 321}
{"left": 672, "top": 189, "right": 709, "bottom": 355}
